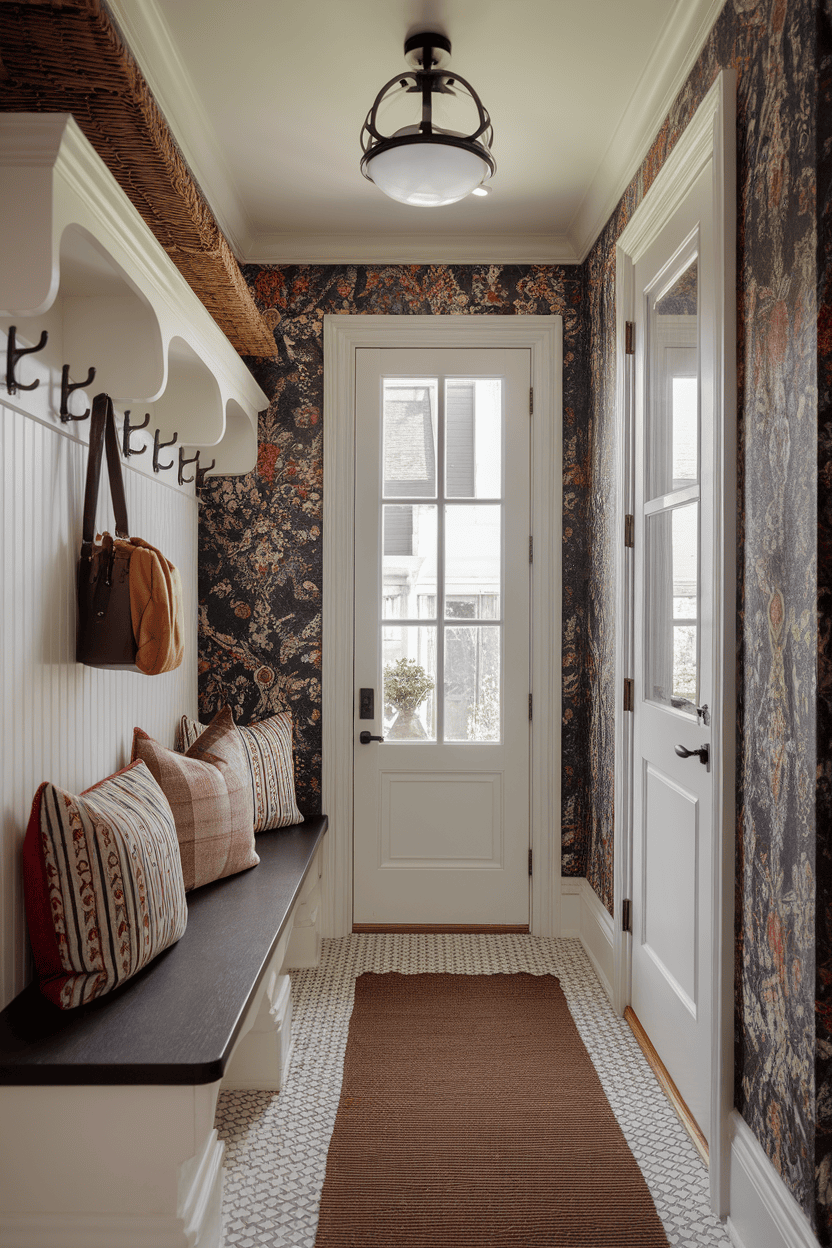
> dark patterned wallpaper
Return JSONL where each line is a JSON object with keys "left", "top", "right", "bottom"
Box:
{"left": 199, "top": 265, "right": 590, "bottom": 864}
{"left": 196, "top": 0, "right": 830, "bottom": 1232}
{"left": 815, "top": 2, "right": 832, "bottom": 1236}
{"left": 583, "top": 0, "right": 820, "bottom": 1230}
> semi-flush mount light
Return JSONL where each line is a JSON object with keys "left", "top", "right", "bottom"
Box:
{"left": 360, "top": 32, "right": 495, "bottom": 208}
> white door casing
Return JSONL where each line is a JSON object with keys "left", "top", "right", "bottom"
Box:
{"left": 322, "top": 316, "right": 562, "bottom": 939}
{"left": 613, "top": 70, "right": 736, "bottom": 1215}
{"left": 353, "top": 348, "right": 531, "bottom": 926}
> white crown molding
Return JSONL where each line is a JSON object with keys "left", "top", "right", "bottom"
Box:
{"left": 105, "top": 0, "right": 251, "bottom": 257}
{"left": 568, "top": 0, "right": 727, "bottom": 261}
{"left": 243, "top": 231, "right": 580, "bottom": 266}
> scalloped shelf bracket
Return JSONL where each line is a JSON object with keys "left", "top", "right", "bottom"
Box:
{"left": 0, "top": 113, "right": 267, "bottom": 475}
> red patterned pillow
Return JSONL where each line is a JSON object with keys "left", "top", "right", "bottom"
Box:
{"left": 22, "top": 761, "right": 188, "bottom": 1010}
{"left": 133, "top": 706, "right": 258, "bottom": 891}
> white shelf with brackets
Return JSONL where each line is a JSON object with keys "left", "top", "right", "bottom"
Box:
{"left": 0, "top": 112, "right": 267, "bottom": 483}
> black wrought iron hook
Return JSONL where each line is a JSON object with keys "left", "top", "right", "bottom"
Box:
{"left": 195, "top": 458, "right": 216, "bottom": 491}
{"left": 60, "top": 364, "right": 96, "bottom": 422}
{"left": 6, "top": 326, "right": 48, "bottom": 395}
{"left": 122, "top": 410, "right": 150, "bottom": 457}
{"left": 152, "top": 428, "right": 178, "bottom": 473}
{"left": 178, "top": 446, "right": 200, "bottom": 486}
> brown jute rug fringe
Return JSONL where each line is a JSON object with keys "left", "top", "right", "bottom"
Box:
{"left": 0, "top": 0, "right": 275, "bottom": 358}
{"left": 314, "top": 973, "right": 670, "bottom": 1247}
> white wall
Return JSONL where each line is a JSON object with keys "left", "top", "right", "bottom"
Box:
{"left": 0, "top": 362, "right": 198, "bottom": 1009}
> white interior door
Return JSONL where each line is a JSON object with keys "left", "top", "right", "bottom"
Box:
{"left": 353, "top": 348, "right": 531, "bottom": 926}
{"left": 631, "top": 165, "right": 715, "bottom": 1142}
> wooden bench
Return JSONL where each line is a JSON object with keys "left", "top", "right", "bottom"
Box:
{"left": 0, "top": 816, "right": 328, "bottom": 1248}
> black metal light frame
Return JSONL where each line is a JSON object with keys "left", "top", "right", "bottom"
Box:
{"left": 360, "top": 32, "right": 496, "bottom": 186}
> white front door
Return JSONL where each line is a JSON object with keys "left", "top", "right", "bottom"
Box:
{"left": 353, "top": 347, "right": 531, "bottom": 927}
{"left": 631, "top": 165, "right": 715, "bottom": 1141}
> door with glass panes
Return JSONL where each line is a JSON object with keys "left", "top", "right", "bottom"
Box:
{"left": 353, "top": 348, "right": 531, "bottom": 926}
{"left": 631, "top": 164, "right": 715, "bottom": 1141}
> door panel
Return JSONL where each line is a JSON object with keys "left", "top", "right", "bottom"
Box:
{"left": 632, "top": 165, "right": 714, "bottom": 1141}
{"left": 353, "top": 347, "right": 530, "bottom": 926}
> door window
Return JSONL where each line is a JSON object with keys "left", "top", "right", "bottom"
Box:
{"left": 644, "top": 252, "right": 700, "bottom": 717}
{"left": 380, "top": 376, "right": 503, "bottom": 742}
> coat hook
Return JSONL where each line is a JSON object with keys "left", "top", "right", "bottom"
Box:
{"left": 195, "top": 458, "right": 216, "bottom": 492}
{"left": 60, "top": 364, "right": 96, "bottom": 422}
{"left": 153, "top": 428, "right": 178, "bottom": 473}
{"left": 178, "top": 446, "right": 200, "bottom": 486}
{"left": 122, "top": 410, "right": 151, "bottom": 457}
{"left": 6, "top": 326, "right": 48, "bottom": 396}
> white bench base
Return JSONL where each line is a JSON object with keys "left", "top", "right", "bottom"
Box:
{"left": 0, "top": 845, "right": 323, "bottom": 1248}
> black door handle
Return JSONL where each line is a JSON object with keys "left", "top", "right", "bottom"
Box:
{"left": 675, "top": 742, "right": 710, "bottom": 768}
{"left": 359, "top": 731, "right": 384, "bottom": 744}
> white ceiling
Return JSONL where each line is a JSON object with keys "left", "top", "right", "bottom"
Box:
{"left": 109, "top": 0, "right": 724, "bottom": 265}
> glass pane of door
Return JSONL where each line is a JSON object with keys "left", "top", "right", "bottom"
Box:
{"left": 646, "top": 257, "right": 699, "bottom": 500}
{"left": 644, "top": 249, "right": 701, "bottom": 717}
{"left": 383, "top": 378, "right": 437, "bottom": 497}
{"left": 378, "top": 374, "right": 504, "bottom": 742}
{"left": 645, "top": 502, "right": 699, "bottom": 712}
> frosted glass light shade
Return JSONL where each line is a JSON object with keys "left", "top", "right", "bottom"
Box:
{"left": 366, "top": 142, "right": 490, "bottom": 207}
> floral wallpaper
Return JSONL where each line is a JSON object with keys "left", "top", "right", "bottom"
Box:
{"left": 815, "top": 2, "right": 832, "bottom": 1236}
{"left": 583, "top": 0, "right": 821, "bottom": 1230}
{"left": 197, "top": 0, "right": 831, "bottom": 1233}
{"left": 199, "top": 265, "right": 589, "bottom": 858}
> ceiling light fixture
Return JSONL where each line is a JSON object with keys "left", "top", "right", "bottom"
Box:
{"left": 360, "top": 32, "right": 495, "bottom": 208}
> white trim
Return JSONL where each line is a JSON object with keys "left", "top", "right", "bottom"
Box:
{"left": 616, "top": 71, "right": 730, "bottom": 263}
{"left": 560, "top": 878, "right": 614, "bottom": 1004}
{"left": 726, "top": 1111, "right": 818, "bottom": 1248}
{"left": 105, "top": 0, "right": 251, "bottom": 257}
{"left": 322, "top": 315, "right": 561, "bottom": 938}
{"left": 612, "top": 70, "right": 737, "bottom": 1218}
{"left": 612, "top": 245, "right": 636, "bottom": 1018}
{"left": 568, "top": 0, "right": 727, "bottom": 261}
{"left": 244, "top": 232, "right": 579, "bottom": 266}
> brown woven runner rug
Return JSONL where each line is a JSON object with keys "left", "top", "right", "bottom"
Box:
{"left": 314, "top": 972, "right": 670, "bottom": 1247}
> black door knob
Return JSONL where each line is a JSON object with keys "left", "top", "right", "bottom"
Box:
{"left": 359, "top": 731, "right": 384, "bottom": 744}
{"left": 675, "top": 742, "right": 710, "bottom": 768}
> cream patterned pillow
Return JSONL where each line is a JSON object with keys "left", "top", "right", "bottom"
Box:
{"left": 177, "top": 707, "right": 303, "bottom": 832}
{"left": 22, "top": 761, "right": 187, "bottom": 1009}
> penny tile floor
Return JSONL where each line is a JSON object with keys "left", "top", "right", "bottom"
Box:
{"left": 215, "top": 934, "right": 733, "bottom": 1247}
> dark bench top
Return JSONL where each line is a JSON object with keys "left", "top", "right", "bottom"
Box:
{"left": 0, "top": 817, "right": 327, "bottom": 1087}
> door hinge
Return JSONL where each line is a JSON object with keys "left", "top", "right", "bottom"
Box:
{"left": 529, "top": 849, "right": 533, "bottom": 877}
{"left": 528, "top": 693, "right": 533, "bottom": 721}
{"left": 625, "top": 321, "right": 635, "bottom": 355}
{"left": 622, "top": 899, "right": 632, "bottom": 932}
{"left": 529, "top": 535, "right": 533, "bottom": 563}
{"left": 624, "top": 514, "right": 634, "bottom": 548}
{"left": 529, "top": 387, "right": 534, "bottom": 416}
{"left": 623, "top": 678, "right": 634, "bottom": 712}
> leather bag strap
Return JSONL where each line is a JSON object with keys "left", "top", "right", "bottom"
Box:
{"left": 82, "top": 393, "right": 130, "bottom": 547}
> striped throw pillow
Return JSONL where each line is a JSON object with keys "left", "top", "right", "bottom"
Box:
{"left": 22, "top": 761, "right": 187, "bottom": 1010}
{"left": 133, "top": 706, "right": 258, "bottom": 891}
{"left": 177, "top": 708, "right": 303, "bottom": 832}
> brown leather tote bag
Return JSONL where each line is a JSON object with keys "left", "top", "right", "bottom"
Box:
{"left": 76, "top": 393, "right": 139, "bottom": 670}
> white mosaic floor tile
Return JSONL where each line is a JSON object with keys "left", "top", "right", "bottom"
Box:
{"left": 215, "top": 934, "right": 732, "bottom": 1247}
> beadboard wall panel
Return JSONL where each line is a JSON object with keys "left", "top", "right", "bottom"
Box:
{"left": 0, "top": 400, "right": 198, "bottom": 1009}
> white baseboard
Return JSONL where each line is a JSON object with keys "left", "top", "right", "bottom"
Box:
{"left": 560, "top": 877, "right": 614, "bottom": 1004}
{"left": 0, "top": 1130, "right": 223, "bottom": 1247}
{"left": 726, "top": 1110, "right": 818, "bottom": 1248}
